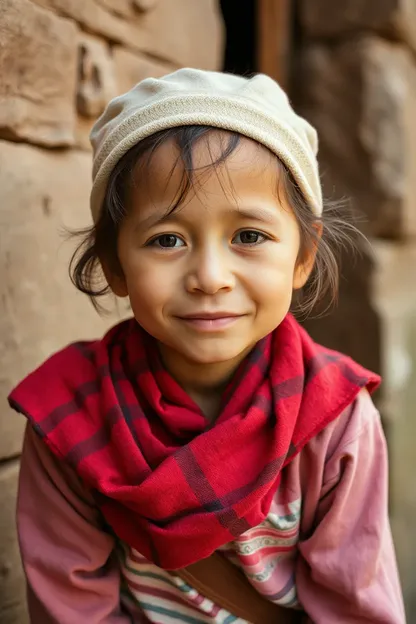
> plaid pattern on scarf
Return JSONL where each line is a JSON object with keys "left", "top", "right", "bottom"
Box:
{"left": 9, "top": 314, "right": 379, "bottom": 570}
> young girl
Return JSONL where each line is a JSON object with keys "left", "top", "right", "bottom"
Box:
{"left": 9, "top": 69, "right": 405, "bottom": 623}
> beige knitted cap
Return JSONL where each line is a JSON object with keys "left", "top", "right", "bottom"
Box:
{"left": 90, "top": 68, "right": 322, "bottom": 222}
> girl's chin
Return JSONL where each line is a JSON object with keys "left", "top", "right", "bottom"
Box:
{"left": 177, "top": 345, "right": 252, "bottom": 368}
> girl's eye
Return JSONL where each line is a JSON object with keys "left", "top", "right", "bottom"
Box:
{"left": 150, "top": 234, "right": 185, "bottom": 248}
{"left": 232, "top": 230, "right": 267, "bottom": 245}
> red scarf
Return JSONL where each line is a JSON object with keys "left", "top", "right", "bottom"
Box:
{"left": 9, "top": 314, "right": 379, "bottom": 570}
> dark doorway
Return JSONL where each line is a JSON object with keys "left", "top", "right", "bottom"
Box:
{"left": 220, "top": 0, "right": 292, "bottom": 88}
{"left": 220, "top": 0, "right": 257, "bottom": 75}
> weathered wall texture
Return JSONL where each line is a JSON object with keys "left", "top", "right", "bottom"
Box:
{"left": 0, "top": 0, "right": 224, "bottom": 620}
{"left": 2, "top": 0, "right": 416, "bottom": 620}
{"left": 295, "top": 0, "right": 416, "bottom": 618}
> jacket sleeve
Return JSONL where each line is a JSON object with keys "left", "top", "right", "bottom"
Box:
{"left": 296, "top": 391, "right": 406, "bottom": 623}
{"left": 17, "top": 424, "right": 132, "bottom": 623}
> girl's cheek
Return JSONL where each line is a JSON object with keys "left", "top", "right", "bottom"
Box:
{"left": 127, "top": 266, "right": 174, "bottom": 299}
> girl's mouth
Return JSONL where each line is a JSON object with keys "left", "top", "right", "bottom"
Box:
{"left": 176, "top": 313, "right": 245, "bottom": 331}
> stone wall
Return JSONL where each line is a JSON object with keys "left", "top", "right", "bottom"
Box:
{"left": 0, "top": 1, "right": 224, "bottom": 621}
{"left": 2, "top": 0, "right": 416, "bottom": 620}
{"left": 294, "top": 1, "right": 416, "bottom": 618}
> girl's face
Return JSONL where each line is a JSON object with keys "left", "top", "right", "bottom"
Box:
{"left": 112, "top": 132, "right": 313, "bottom": 374}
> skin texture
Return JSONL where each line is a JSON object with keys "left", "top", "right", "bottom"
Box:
{"left": 107, "top": 132, "right": 316, "bottom": 418}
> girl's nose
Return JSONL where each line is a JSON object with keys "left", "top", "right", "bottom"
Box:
{"left": 185, "top": 246, "right": 235, "bottom": 295}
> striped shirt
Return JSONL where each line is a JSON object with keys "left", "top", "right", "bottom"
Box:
{"left": 117, "top": 499, "right": 301, "bottom": 623}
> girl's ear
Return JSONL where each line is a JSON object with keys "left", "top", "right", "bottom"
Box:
{"left": 101, "top": 259, "right": 129, "bottom": 298}
{"left": 293, "top": 222, "right": 323, "bottom": 290}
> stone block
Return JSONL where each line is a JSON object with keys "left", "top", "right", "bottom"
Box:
{"left": 303, "top": 245, "right": 381, "bottom": 378}
{"left": 299, "top": 0, "right": 398, "bottom": 37}
{"left": 77, "top": 33, "right": 117, "bottom": 119}
{"left": 96, "top": 0, "right": 160, "bottom": 18}
{"left": 75, "top": 116, "right": 95, "bottom": 151}
{"left": 0, "top": 141, "right": 124, "bottom": 460}
{"left": 95, "top": 0, "right": 160, "bottom": 18}
{"left": 75, "top": 32, "right": 117, "bottom": 149}
{"left": 300, "top": 0, "right": 416, "bottom": 55}
{"left": 0, "top": 460, "right": 28, "bottom": 624}
{"left": 0, "top": 0, "right": 78, "bottom": 147}
{"left": 372, "top": 241, "right": 416, "bottom": 621}
{"left": 132, "top": 0, "right": 159, "bottom": 11}
{"left": 373, "top": 242, "right": 416, "bottom": 416}
{"left": 31, "top": 0, "right": 224, "bottom": 70}
{"left": 294, "top": 36, "right": 416, "bottom": 239}
{"left": 95, "top": 0, "right": 136, "bottom": 19}
{"left": 113, "top": 47, "right": 174, "bottom": 96}
{"left": 75, "top": 44, "right": 173, "bottom": 150}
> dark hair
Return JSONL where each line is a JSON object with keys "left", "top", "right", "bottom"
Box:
{"left": 70, "top": 125, "right": 360, "bottom": 317}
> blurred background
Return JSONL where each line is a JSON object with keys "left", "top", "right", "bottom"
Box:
{"left": 1, "top": 0, "right": 415, "bottom": 621}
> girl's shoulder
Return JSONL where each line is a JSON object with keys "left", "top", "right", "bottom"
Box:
{"left": 320, "top": 388, "right": 380, "bottom": 458}
{"left": 8, "top": 318, "right": 132, "bottom": 420}
{"left": 296, "top": 389, "right": 386, "bottom": 535}
{"left": 7, "top": 319, "right": 135, "bottom": 459}
{"left": 297, "top": 388, "right": 384, "bottom": 505}
{"left": 301, "top": 388, "right": 383, "bottom": 481}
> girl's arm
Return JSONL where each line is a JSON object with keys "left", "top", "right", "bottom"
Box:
{"left": 17, "top": 424, "right": 132, "bottom": 623}
{"left": 296, "top": 391, "right": 406, "bottom": 623}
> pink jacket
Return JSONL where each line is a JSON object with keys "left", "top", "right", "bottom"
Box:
{"left": 17, "top": 389, "right": 405, "bottom": 623}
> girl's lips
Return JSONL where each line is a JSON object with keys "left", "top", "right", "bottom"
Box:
{"left": 176, "top": 315, "right": 244, "bottom": 331}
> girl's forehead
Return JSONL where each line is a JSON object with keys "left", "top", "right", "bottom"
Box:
{"left": 123, "top": 133, "right": 292, "bottom": 233}
{"left": 132, "top": 131, "right": 280, "bottom": 200}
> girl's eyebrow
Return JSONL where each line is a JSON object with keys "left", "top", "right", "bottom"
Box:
{"left": 134, "top": 210, "right": 176, "bottom": 231}
{"left": 234, "top": 206, "right": 279, "bottom": 224}
{"left": 135, "top": 204, "right": 279, "bottom": 231}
